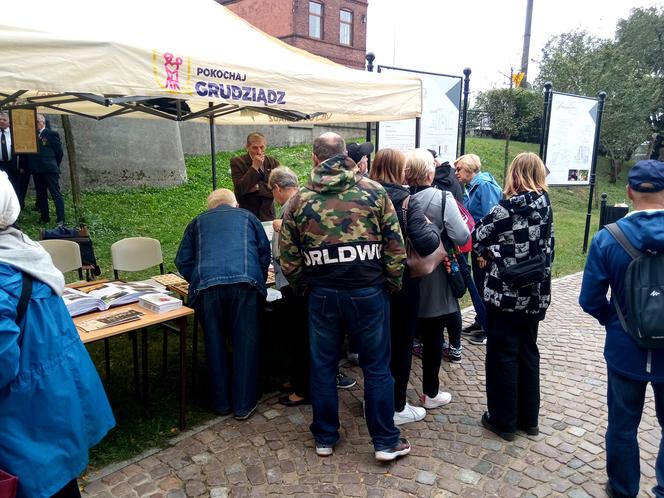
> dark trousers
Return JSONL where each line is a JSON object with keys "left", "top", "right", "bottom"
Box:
{"left": 606, "top": 368, "right": 664, "bottom": 498}
{"left": 308, "top": 286, "right": 399, "bottom": 451}
{"left": 471, "top": 251, "right": 487, "bottom": 328}
{"left": 34, "top": 172, "right": 65, "bottom": 223}
{"left": 280, "top": 286, "right": 310, "bottom": 399}
{"left": 485, "top": 307, "right": 541, "bottom": 433}
{"left": 51, "top": 478, "right": 81, "bottom": 498}
{"left": 419, "top": 311, "right": 460, "bottom": 397}
{"left": 443, "top": 310, "right": 462, "bottom": 349}
{"left": 197, "top": 283, "right": 262, "bottom": 417}
{"left": 390, "top": 275, "right": 420, "bottom": 412}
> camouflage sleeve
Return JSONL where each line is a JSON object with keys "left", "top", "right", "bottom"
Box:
{"left": 379, "top": 192, "right": 406, "bottom": 292}
{"left": 278, "top": 195, "right": 306, "bottom": 292}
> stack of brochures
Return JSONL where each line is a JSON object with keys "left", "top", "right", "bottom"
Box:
{"left": 138, "top": 293, "right": 183, "bottom": 313}
{"left": 62, "top": 282, "right": 164, "bottom": 317}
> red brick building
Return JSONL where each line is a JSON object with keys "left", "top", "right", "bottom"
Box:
{"left": 217, "top": 0, "right": 368, "bottom": 69}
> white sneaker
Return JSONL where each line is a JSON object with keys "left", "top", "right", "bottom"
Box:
{"left": 393, "top": 403, "right": 426, "bottom": 426}
{"left": 421, "top": 391, "right": 452, "bottom": 409}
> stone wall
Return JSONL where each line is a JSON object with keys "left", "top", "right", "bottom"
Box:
{"left": 46, "top": 115, "right": 366, "bottom": 191}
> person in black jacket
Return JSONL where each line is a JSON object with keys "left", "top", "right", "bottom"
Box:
{"left": 428, "top": 149, "right": 464, "bottom": 203}
{"left": 25, "top": 114, "right": 65, "bottom": 225}
{"left": 369, "top": 148, "right": 440, "bottom": 426}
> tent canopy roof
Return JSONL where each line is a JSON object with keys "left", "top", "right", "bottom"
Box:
{"left": 0, "top": 0, "right": 422, "bottom": 124}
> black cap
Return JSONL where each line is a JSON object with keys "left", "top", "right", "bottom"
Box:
{"left": 346, "top": 142, "right": 374, "bottom": 163}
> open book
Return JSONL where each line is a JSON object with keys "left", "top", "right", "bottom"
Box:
{"left": 63, "top": 282, "right": 164, "bottom": 317}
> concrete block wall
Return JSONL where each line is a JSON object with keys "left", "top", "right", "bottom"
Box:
{"left": 46, "top": 115, "right": 365, "bottom": 192}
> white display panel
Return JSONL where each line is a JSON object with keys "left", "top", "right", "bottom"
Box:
{"left": 378, "top": 66, "right": 461, "bottom": 164}
{"left": 545, "top": 92, "right": 598, "bottom": 186}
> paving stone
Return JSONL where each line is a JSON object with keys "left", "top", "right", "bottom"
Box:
{"left": 415, "top": 471, "right": 436, "bottom": 485}
{"left": 80, "top": 274, "right": 660, "bottom": 498}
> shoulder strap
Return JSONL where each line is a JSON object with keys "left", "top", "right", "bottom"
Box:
{"left": 15, "top": 272, "right": 33, "bottom": 325}
{"left": 440, "top": 190, "right": 447, "bottom": 225}
{"left": 604, "top": 222, "right": 639, "bottom": 334}
{"left": 605, "top": 223, "right": 642, "bottom": 259}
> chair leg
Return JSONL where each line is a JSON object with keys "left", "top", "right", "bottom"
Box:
{"left": 131, "top": 331, "right": 140, "bottom": 397}
{"left": 104, "top": 338, "right": 111, "bottom": 380}
{"left": 162, "top": 330, "right": 168, "bottom": 374}
{"left": 192, "top": 313, "right": 199, "bottom": 394}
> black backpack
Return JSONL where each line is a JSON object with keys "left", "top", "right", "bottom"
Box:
{"left": 605, "top": 222, "right": 664, "bottom": 349}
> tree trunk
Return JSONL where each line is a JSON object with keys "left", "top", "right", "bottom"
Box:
{"left": 608, "top": 158, "right": 623, "bottom": 184}
{"left": 61, "top": 115, "right": 82, "bottom": 223}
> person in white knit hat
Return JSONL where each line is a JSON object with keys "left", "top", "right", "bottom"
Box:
{"left": 0, "top": 171, "right": 115, "bottom": 498}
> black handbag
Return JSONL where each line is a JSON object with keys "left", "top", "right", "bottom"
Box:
{"left": 500, "top": 198, "right": 552, "bottom": 289}
{"left": 444, "top": 253, "right": 467, "bottom": 298}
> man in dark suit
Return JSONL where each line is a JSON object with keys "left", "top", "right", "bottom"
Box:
{"left": 0, "top": 112, "right": 20, "bottom": 198}
{"left": 230, "top": 132, "right": 279, "bottom": 221}
{"left": 28, "top": 114, "right": 65, "bottom": 225}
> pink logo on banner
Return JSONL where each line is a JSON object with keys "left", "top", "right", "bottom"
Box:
{"left": 163, "top": 53, "right": 183, "bottom": 91}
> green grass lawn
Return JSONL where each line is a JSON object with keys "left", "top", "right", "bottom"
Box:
{"left": 14, "top": 136, "right": 634, "bottom": 471}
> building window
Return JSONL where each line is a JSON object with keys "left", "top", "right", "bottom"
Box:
{"left": 339, "top": 9, "right": 352, "bottom": 46}
{"left": 309, "top": 1, "right": 323, "bottom": 39}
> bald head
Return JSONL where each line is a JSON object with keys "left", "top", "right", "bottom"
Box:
{"left": 313, "top": 132, "right": 346, "bottom": 164}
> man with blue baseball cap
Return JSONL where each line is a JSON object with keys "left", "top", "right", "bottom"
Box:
{"left": 579, "top": 159, "right": 664, "bottom": 498}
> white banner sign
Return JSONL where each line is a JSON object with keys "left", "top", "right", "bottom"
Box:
{"left": 545, "top": 93, "right": 598, "bottom": 186}
{"left": 378, "top": 67, "right": 461, "bottom": 164}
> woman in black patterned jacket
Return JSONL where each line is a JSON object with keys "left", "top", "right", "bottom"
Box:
{"left": 471, "top": 152, "right": 554, "bottom": 442}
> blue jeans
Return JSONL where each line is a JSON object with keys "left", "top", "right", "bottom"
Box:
{"left": 197, "top": 283, "right": 261, "bottom": 417}
{"left": 308, "top": 286, "right": 400, "bottom": 451}
{"left": 606, "top": 368, "right": 664, "bottom": 497}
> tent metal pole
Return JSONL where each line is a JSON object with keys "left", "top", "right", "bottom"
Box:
{"left": 209, "top": 102, "right": 217, "bottom": 190}
{"left": 460, "top": 68, "right": 471, "bottom": 155}
{"left": 365, "top": 52, "right": 375, "bottom": 170}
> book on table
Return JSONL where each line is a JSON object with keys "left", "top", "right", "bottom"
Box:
{"left": 138, "top": 293, "right": 183, "bottom": 313}
{"left": 78, "top": 309, "right": 145, "bottom": 332}
{"left": 62, "top": 281, "right": 165, "bottom": 317}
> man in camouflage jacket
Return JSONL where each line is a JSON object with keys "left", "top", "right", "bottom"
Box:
{"left": 279, "top": 132, "right": 410, "bottom": 461}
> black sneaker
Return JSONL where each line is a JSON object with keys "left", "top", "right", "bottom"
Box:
{"left": 234, "top": 404, "right": 257, "bottom": 421}
{"left": 336, "top": 372, "right": 356, "bottom": 389}
{"left": 468, "top": 332, "right": 487, "bottom": 345}
{"left": 442, "top": 346, "right": 462, "bottom": 363}
{"left": 375, "top": 437, "right": 411, "bottom": 461}
{"left": 461, "top": 322, "right": 482, "bottom": 335}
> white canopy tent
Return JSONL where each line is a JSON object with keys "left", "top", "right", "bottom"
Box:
{"left": 0, "top": 0, "right": 422, "bottom": 125}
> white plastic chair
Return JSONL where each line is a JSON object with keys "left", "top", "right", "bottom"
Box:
{"left": 111, "top": 237, "right": 164, "bottom": 279}
{"left": 39, "top": 239, "right": 84, "bottom": 279}
{"left": 111, "top": 237, "right": 173, "bottom": 382}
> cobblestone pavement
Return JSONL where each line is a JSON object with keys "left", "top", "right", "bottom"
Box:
{"left": 82, "top": 273, "right": 661, "bottom": 497}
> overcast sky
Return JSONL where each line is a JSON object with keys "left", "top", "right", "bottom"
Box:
{"left": 366, "top": 0, "right": 664, "bottom": 94}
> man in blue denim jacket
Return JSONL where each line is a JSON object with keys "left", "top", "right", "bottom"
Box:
{"left": 176, "top": 188, "right": 270, "bottom": 420}
{"left": 580, "top": 159, "right": 664, "bottom": 498}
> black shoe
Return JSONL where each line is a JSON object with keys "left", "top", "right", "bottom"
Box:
{"left": 604, "top": 483, "right": 635, "bottom": 498}
{"left": 481, "top": 412, "right": 515, "bottom": 442}
{"left": 234, "top": 404, "right": 257, "bottom": 420}
{"left": 375, "top": 437, "right": 411, "bottom": 461}
{"left": 461, "top": 322, "right": 482, "bottom": 335}
{"left": 468, "top": 332, "right": 487, "bottom": 346}
{"left": 517, "top": 424, "right": 539, "bottom": 436}
{"left": 336, "top": 372, "right": 356, "bottom": 389}
{"left": 278, "top": 394, "right": 311, "bottom": 407}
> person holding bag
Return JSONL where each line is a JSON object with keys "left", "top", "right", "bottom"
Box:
{"left": 0, "top": 172, "right": 115, "bottom": 498}
{"left": 369, "top": 149, "right": 441, "bottom": 425}
{"left": 472, "top": 152, "right": 554, "bottom": 441}
{"left": 406, "top": 149, "right": 470, "bottom": 406}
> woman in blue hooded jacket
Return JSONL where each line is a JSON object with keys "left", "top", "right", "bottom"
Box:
{"left": 0, "top": 172, "right": 115, "bottom": 498}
